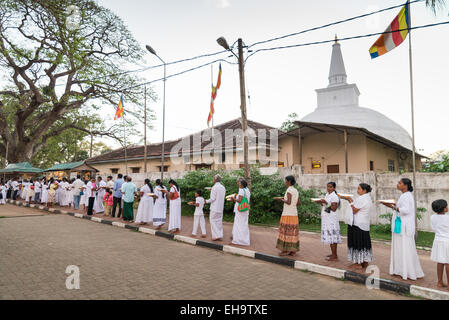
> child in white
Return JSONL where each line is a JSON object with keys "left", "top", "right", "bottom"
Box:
{"left": 430, "top": 199, "right": 449, "bottom": 288}
{"left": 189, "top": 189, "right": 206, "bottom": 238}
{"left": 0, "top": 183, "right": 6, "bottom": 205}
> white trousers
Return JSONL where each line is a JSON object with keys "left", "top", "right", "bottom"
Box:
{"left": 192, "top": 215, "right": 206, "bottom": 235}
{"left": 209, "top": 211, "right": 223, "bottom": 239}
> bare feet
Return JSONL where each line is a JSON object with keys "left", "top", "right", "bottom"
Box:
{"left": 288, "top": 252, "right": 297, "bottom": 257}
{"left": 279, "top": 251, "right": 290, "bottom": 256}
{"left": 437, "top": 282, "right": 446, "bottom": 288}
{"left": 211, "top": 238, "right": 222, "bottom": 241}
{"left": 201, "top": 235, "right": 206, "bottom": 238}
{"left": 326, "top": 256, "right": 338, "bottom": 261}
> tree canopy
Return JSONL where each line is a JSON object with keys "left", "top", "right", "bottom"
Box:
{"left": 0, "top": 0, "right": 154, "bottom": 164}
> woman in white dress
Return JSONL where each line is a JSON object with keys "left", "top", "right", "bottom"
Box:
{"left": 381, "top": 178, "right": 424, "bottom": 280}
{"left": 41, "top": 178, "right": 49, "bottom": 205}
{"left": 0, "top": 183, "right": 6, "bottom": 205}
{"left": 93, "top": 177, "right": 106, "bottom": 214}
{"left": 135, "top": 179, "right": 155, "bottom": 225}
{"left": 314, "top": 182, "right": 342, "bottom": 261}
{"left": 153, "top": 179, "right": 167, "bottom": 230}
{"left": 27, "top": 179, "right": 35, "bottom": 204}
{"left": 22, "top": 180, "right": 29, "bottom": 201}
{"left": 165, "top": 179, "right": 181, "bottom": 234}
{"left": 230, "top": 178, "right": 251, "bottom": 246}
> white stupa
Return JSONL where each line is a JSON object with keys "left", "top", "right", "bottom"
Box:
{"left": 301, "top": 37, "right": 413, "bottom": 150}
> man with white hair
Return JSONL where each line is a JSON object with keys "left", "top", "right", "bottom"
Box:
{"left": 206, "top": 174, "right": 226, "bottom": 241}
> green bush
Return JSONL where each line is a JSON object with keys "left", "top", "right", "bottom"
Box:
{"left": 176, "top": 167, "right": 322, "bottom": 224}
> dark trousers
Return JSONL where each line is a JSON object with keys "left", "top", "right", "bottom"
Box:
{"left": 112, "top": 196, "right": 122, "bottom": 218}
{"left": 34, "top": 192, "right": 40, "bottom": 203}
{"left": 12, "top": 190, "right": 18, "bottom": 200}
{"left": 87, "top": 197, "right": 95, "bottom": 215}
{"left": 6, "top": 189, "right": 11, "bottom": 199}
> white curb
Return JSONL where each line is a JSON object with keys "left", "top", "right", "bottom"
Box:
{"left": 112, "top": 221, "right": 126, "bottom": 228}
{"left": 91, "top": 217, "right": 102, "bottom": 223}
{"left": 294, "top": 260, "right": 345, "bottom": 279}
{"left": 74, "top": 213, "right": 83, "bottom": 218}
{"left": 174, "top": 235, "right": 198, "bottom": 245}
{"left": 139, "top": 227, "right": 156, "bottom": 235}
{"left": 410, "top": 285, "right": 449, "bottom": 300}
{"left": 223, "top": 245, "right": 256, "bottom": 258}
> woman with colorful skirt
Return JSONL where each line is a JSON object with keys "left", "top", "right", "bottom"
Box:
{"left": 275, "top": 175, "right": 301, "bottom": 256}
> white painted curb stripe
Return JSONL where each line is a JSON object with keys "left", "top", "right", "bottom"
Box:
{"left": 91, "top": 217, "right": 102, "bottom": 223}
{"left": 223, "top": 245, "right": 256, "bottom": 258}
{"left": 139, "top": 227, "right": 156, "bottom": 235}
{"left": 294, "top": 260, "right": 345, "bottom": 279}
{"left": 410, "top": 285, "right": 449, "bottom": 300}
{"left": 112, "top": 221, "right": 126, "bottom": 228}
{"left": 74, "top": 213, "right": 83, "bottom": 218}
{"left": 174, "top": 235, "right": 198, "bottom": 245}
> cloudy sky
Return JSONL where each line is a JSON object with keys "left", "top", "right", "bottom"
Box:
{"left": 97, "top": 0, "right": 449, "bottom": 156}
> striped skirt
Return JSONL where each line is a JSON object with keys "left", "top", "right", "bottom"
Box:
{"left": 276, "top": 215, "right": 300, "bottom": 252}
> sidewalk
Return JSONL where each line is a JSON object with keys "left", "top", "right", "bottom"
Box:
{"left": 10, "top": 199, "right": 442, "bottom": 294}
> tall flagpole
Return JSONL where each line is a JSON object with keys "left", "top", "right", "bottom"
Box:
{"left": 211, "top": 65, "right": 215, "bottom": 170}
{"left": 407, "top": 0, "right": 418, "bottom": 241}
{"left": 124, "top": 111, "right": 128, "bottom": 176}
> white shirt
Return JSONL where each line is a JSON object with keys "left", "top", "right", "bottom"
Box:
{"left": 282, "top": 186, "right": 299, "bottom": 216}
{"left": 34, "top": 181, "right": 41, "bottom": 193}
{"left": 72, "top": 179, "right": 84, "bottom": 196}
{"left": 393, "top": 191, "right": 416, "bottom": 237}
{"left": 86, "top": 181, "right": 96, "bottom": 198}
{"left": 140, "top": 184, "right": 153, "bottom": 199}
{"left": 234, "top": 188, "right": 250, "bottom": 214}
{"left": 322, "top": 192, "right": 339, "bottom": 214}
{"left": 352, "top": 193, "right": 373, "bottom": 232}
{"left": 106, "top": 180, "right": 115, "bottom": 190}
{"left": 194, "top": 197, "right": 205, "bottom": 216}
{"left": 206, "top": 182, "right": 226, "bottom": 213}
{"left": 431, "top": 214, "right": 449, "bottom": 242}
{"left": 11, "top": 181, "right": 19, "bottom": 191}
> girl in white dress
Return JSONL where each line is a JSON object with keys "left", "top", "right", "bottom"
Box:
{"left": 314, "top": 182, "right": 342, "bottom": 261}
{"left": 381, "top": 178, "right": 424, "bottom": 280}
{"left": 153, "top": 179, "right": 167, "bottom": 230}
{"left": 188, "top": 189, "right": 206, "bottom": 238}
{"left": 165, "top": 179, "right": 181, "bottom": 234}
{"left": 40, "top": 178, "right": 49, "bottom": 205}
{"left": 135, "top": 179, "right": 155, "bottom": 225}
{"left": 27, "top": 179, "right": 35, "bottom": 204}
{"left": 430, "top": 199, "right": 449, "bottom": 288}
{"left": 22, "top": 180, "right": 29, "bottom": 201}
{"left": 230, "top": 178, "right": 251, "bottom": 246}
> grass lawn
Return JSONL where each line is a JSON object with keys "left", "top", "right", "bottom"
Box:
{"left": 180, "top": 203, "right": 435, "bottom": 248}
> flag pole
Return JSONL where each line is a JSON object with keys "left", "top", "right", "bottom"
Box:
{"left": 124, "top": 109, "right": 128, "bottom": 176}
{"left": 211, "top": 65, "right": 215, "bottom": 170}
{"left": 407, "top": 0, "right": 418, "bottom": 241}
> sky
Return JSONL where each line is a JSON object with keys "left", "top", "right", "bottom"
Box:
{"left": 96, "top": 0, "right": 449, "bottom": 157}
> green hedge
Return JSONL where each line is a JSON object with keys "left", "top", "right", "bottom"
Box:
{"left": 175, "top": 167, "right": 322, "bottom": 224}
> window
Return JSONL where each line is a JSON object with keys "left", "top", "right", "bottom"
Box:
{"left": 369, "top": 161, "right": 374, "bottom": 171}
{"left": 388, "top": 160, "right": 395, "bottom": 172}
{"left": 195, "top": 164, "right": 211, "bottom": 170}
{"left": 327, "top": 165, "right": 339, "bottom": 173}
{"left": 110, "top": 168, "right": 119, "bottom": 174}
{"left": 183, "top": 155, "right": 190, "bottom": 164}
{"left": 221, "top": 152, "right": 226, "bottom": 163}
{"left": 131, "top": 167, "right": 140, "bottom": 173}
{"left": 157, "top": 166, "right": 169, "bottom": 172}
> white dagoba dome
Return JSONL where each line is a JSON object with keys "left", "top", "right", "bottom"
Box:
{"left": 301, "top": 37, "right": 413, "bottom": 150}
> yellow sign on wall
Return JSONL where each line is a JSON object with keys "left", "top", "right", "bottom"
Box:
{"left": 312, "top": 160, "right": 321, "bottom": 169}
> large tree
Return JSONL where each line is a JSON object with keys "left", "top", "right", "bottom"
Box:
{"left": 0, "top": 0, "right": 153, "bottom": 163}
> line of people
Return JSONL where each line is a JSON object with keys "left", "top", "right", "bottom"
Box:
{"left": 3, "top": 174, "right": 449, "bottom": 288}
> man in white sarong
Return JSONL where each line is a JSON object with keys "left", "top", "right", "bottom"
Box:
{"left": 93, "top": 176, "right": 106, "bottom": 214}
{"left": 206, "top": 174, "right": 226, "bottom": 241}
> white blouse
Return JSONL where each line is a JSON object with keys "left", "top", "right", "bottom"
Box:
{"left": 431, "top": 214, "right": 449, "bottom": 242}
{"left": 352, "top": 193, "right": 373, "bottom": 232}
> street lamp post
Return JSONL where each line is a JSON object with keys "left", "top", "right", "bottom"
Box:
{"left": 217, "top": 37, "right": 251, "bottom": 188}
{"left": 146, "top": 45, "right": 167, "bottom": 181}
{"left": 144, "top": 85, "right": 147, "bottom": 174}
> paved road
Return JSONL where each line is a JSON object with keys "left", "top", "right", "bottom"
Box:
{"left": 0, "top": 206, "right": 411, "bottom": 300}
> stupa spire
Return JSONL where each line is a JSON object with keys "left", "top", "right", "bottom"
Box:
{"left": 328, "top": 35, "right": 347, "bottom": 87}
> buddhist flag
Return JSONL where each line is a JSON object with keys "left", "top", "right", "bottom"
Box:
{"left": 369, "top": 2, "right": 410, "bottom": 59}
{"left": 207, "top": 63, "right": 222, "bottom": 127}
{"left": 114, "top": 95, "right": 124, "bottom": 120}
